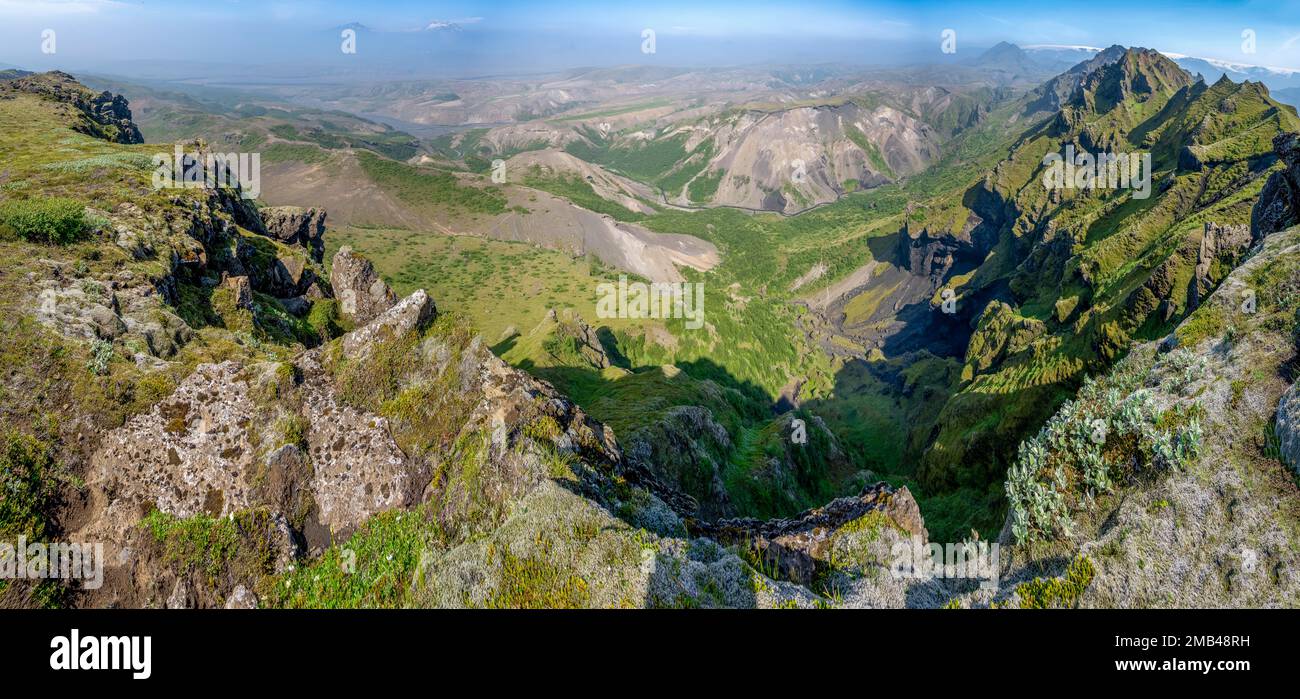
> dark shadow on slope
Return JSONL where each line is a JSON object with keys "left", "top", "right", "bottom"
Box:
{"left": 595, "top": 326, "right": 631, "bottom": 369}
{"left": 877, "top": 296, "right": 970, "bottom": 357}
{"left": 866, "top": 230, "right": 900, "bottom": 261}
{"left": 489, "top": 332, "right": 518, "bottom": 357}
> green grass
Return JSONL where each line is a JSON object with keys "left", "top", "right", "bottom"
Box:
{"left": 326, "top": 226, "right": 644, "bottom": 345}
{"left": 564, "top": 131, "right": 693, "bottom": 184}
{"left": 262, "top": 505, "right": 439, "bottom": 608}
{"left": 552, "top": 99, "right": 673, "bottom": 122}
{"left": 845, "top": 124, "right": 895, "bottom": 178}
{"left": 0, "top": 197, "right": 87, "bottom": 244}
{"left": 261, "top": 142, "right": 331, "bottom": 165}
{"left": 355, "top": 150, "right": 506, "bottom": 216}
{"left": 306, "top": 298, "right": 349, "bottom": 340}
{"left": 520, "top": 168, "right": 648, "bottom": 222}
{"left": 0, "top": 431, "right": 69, "bottom": 607}
{"left": 688, "top": 168, "right": 725, "bottom": 202}
{"left": 140, "top": 510, "right": 280, "bottom": 586}
{"left": 0, "top": 431, "right": 62, "bottom": 544}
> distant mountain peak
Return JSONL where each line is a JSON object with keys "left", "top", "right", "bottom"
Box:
{"left": 977, "top": 41, "right": 1024, "bottom": 58}
{"left": 970, "top": 41, "right": 1034, "bottom": 71}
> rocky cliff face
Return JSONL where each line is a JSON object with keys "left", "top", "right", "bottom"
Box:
{"left": 1252, "top": 132, "right": 1300, "bottom": 241}
{"left": 1189, "top": 222, "right": 1252, "bottom": 309}
{"left": 910, "top": 49, "right": 1299, "bottom": 495}
{"left": 70, "top": 262, "right": 623, "bottom": 606}
{"left": 260, "top": 206, "right": 327, "bottom": 263}
{"left": 78, "top": 354, "right": 422, "bottom": 550}
{"left": 24, "top": 173, "right": 331, "bottom": 363}
{"left": 77, "top": 269, "right": 881, "bottom": 608}
{"left": 695, "top": 482, "right": 927, "bottom": 585}
{"left": 1253, "top": 130, "right": 1300, "bottom": 478}
{"left": 898, "top": 203, "right": 1001, "bottom": 286}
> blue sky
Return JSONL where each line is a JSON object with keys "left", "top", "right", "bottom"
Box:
{"left": 2, "top": 0, "right": 1300, "bottom": 74}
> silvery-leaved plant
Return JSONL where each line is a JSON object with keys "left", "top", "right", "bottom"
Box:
{"left": 1006, "top": 351, "right": 1206, "bottom": 543}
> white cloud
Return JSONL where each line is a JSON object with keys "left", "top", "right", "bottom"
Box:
{"left": 1023, "top": 44, "right": 1103, "bottom": 51}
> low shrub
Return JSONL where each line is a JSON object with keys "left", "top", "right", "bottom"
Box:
{"left": 0, "top": 197, "right": 87, "bottom": 244}
{"left": 0, "top": 431, "right": 61, "bottom": 541}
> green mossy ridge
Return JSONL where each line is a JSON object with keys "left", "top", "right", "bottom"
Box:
{"left": 327, "top": 311, "right": 480, "bottom": 458}
{"left": 917, "top": 51, "right": 1294, "bottom": 512}
{"left": 472, "top": 540, "right": 592, "bottom": 609}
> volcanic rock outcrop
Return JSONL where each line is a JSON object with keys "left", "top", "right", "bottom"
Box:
{"left": 331, "top": 246, "right": 398, "bottom": 325}
{"left": 260, "top": 206, "right": 327, "bottom": 263}
{"left": 1252, "top": 132, "right": 1300, "bottom": 242}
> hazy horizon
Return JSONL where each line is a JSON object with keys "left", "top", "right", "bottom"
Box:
{"left": 2, "top": 0, "right": 1299, "bottom": 81}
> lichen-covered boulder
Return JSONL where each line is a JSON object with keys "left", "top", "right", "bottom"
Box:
{"left": 340, "top": 289, "right": 436, "bottom": 359}
{"left": 331, "top": 246, "right": 397, "bottom": 325}
{"left": 78, "top": 359, "right": 423, "bottom": 553}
